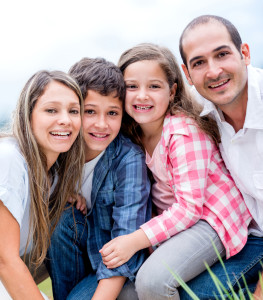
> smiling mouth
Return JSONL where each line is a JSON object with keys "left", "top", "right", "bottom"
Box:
{"left": 134, "top": 105, "right": 153, "bottom": 110}
{"left": 90, "top": 133, "right": 109, "bottom": 138}
{"left": 209, "top": 79, "right": 230, "bottom": 89}
{"left": 50, "top": 131, "right": 71, "bottom": 136}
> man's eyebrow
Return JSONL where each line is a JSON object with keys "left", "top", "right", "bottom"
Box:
{"left": 189, "top": 45, "right": 232, "bottom": 66}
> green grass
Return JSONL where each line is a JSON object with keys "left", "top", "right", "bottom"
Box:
{"left": 38, "top": 277, "right": 53, "bottom": 299}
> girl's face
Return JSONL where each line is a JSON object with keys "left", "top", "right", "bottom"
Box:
{"left": 124, "top": 60, "right": 176, "bottom": 129}
{"left": 31, "top": 81, "right": 81, "bottom": 169}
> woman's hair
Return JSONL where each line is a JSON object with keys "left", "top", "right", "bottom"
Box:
{"left": 10, "top": 70, "right": 85, "bottom": 269}
{"left": 118, "top": 43, "right": 220, "bottom": 148}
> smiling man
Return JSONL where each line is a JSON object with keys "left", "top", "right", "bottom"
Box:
{"left": 179, "top": 15, "right": 263, "bottom": 299}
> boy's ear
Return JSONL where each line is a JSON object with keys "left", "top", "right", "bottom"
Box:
{"left": 181, "top": 64, "right": 193, "bottom": 86}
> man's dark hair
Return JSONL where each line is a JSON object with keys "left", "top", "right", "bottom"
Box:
{"left": 179, "top": 15, "right": 243, "bottom": 67}
{"left": 69, "top": 57, "right": 125, "bottom": 102}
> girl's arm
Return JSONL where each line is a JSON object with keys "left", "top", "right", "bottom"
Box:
{"left": 92, "top": 276, "right": 126, "bottom": 300}
{"left": 0, "top": 201, "right": 44, "bottom": 300}
{"left": 100, "top": 229, "right": 151, "bottom": 268}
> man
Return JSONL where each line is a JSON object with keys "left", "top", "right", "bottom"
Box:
{"left": 179, "top": 15, "right": 263, "bottom": 299}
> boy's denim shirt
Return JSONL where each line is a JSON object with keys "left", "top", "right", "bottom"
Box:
{"left": 86, "top": 133, "right": 151, "bottom": 282}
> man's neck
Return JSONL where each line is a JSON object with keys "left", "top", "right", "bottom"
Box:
{"left": 220, "top": 97, "right": 248, "bottom": 132}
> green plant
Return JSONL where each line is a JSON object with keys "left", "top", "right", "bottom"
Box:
{"left": 164, "top": 242, "right": 260, "bottom": 300}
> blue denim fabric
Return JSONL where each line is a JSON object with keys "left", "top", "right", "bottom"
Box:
{"left": 179, "top": 235, "right": 263, "bottom": 299}
{"left": 46, "top": 134, "right": 151, "bottom": 299}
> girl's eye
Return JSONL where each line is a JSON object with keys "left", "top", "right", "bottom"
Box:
{"left": 46, "top": 109, "right": 56, "bottom": 113}
{"left": 108, "top": 111, "right": 118, "bottom": 116}
{"left": 85, "top": 109, "right": 95, "bottom": 114}
{"left": 126, "top": 84, "right": 137, "bottom": 89}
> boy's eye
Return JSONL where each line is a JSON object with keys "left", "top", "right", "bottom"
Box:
{"left": 150, "top": 84, "right": 160, "bottom": 89}
{"left": 108, "top": 111, "right": 118, "bottom": 116}
{"left": 85, "top": 109, "right": 95, "bottom": 114}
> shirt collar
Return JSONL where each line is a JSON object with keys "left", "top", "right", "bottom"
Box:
{"left": 198, "top": 65, "right": 263, "bottom": 129}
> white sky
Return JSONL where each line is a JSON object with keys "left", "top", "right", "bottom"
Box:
{"left": 1, "top": 0, "right": 263, "bottom": 123}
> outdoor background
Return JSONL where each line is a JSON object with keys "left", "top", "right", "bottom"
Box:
{"left": 0, "top": 0, "right": 263, "bottom": 127}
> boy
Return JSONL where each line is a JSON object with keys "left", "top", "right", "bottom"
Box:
{"left": 46, "top": 58, "right": 151, "bottom": 300}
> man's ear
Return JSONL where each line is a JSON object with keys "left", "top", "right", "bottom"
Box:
{"left": 181, "top": 64, "right": 193, "bottom": 85}
{"left": 241, "top": 43, "right": 250, "bottom": 66}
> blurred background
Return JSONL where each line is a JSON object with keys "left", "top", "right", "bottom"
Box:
{"left": 1, "top": 0, "right": 262, "bottom": 127}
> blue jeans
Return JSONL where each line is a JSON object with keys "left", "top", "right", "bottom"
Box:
{"left": 45, "top": 207, "right": 98, "bottom": 300}
{"left": 179, "top": 235, "right": 263, "bottom": 299}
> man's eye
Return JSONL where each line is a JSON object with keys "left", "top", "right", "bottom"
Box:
{"left": 192, "top": 60, "right": 203, "bottom": 68}
{"left": 218, "top": 51, "right": 229, "bottom": 58}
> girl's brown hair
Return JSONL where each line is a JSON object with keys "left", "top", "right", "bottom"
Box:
{"left": 118, "top": 43, "right": 220, "bottom": 148}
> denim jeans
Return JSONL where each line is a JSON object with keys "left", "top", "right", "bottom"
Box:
{"left": 179, "top": 235, "right": 263, "bottom": 299}
{"left": 134, "top": 220, "right": 225, "bottom": 300}
{"left": 45, "top": 207, "right": 98, "bottom": 300}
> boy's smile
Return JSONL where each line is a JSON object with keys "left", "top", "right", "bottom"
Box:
{"left": 82, "top": 90, "right": 123, "bottom": 162}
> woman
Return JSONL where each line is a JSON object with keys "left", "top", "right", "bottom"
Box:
{"left": 0, "top": 70, "right": 85, "bottom": 299}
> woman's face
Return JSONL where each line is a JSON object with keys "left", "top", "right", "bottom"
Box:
{"left": 31, "top": 81, "right": 81, "bottom": 169}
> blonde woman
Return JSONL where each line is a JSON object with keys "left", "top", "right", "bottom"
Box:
{"left": 0, "top": 70, "right": 85, "bottom": 299}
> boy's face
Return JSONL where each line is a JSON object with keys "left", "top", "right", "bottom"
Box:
{"left": 82, "top": 90, "right": 123, "bottom": 162}
{"left": 181, "top": 21, "right": 250, "bottom": 110}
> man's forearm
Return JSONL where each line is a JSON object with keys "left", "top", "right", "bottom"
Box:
{"left": 92, "top": 276, "right": 126, "bottom": 300}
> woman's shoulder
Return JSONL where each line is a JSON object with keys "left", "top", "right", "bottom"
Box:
{"left": 0, "top": 137, "right": 26, "bottom": 170}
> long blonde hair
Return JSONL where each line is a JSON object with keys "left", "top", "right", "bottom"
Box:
{"left": 10, "top": 70, "right": 85, "bottom": 269}
{"left": 118, "top": 43, "right": 220, "bottom": 149}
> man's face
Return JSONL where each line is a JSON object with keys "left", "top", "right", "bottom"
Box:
{"left": 181, "top": 21, "right": 250, "bottom": 110}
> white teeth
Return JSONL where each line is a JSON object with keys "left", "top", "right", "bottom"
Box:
{"left": 210, "top": 79, "right": 228, "bottom": 88}
{"left": 135, "top": 105, "right": 152, "bottom": 110}
{"left": 51, "top": 132, "right": 70, "bottom": 136}
{"left": 92, "top": 133, "right": 107, "bottom": 138}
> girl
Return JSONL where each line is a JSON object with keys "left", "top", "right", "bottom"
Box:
{"left": 100, "top": 43, "right": 252, "bottom": 300}
{"left": 0, "top": 70, "right": 85, "bottom": 299}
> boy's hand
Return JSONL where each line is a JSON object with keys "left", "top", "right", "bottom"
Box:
{"left": 100, "top": 234, "right": 138, "bottom": 269}
{"left": 68, "top": 194, "right": 87, "bottom": 215}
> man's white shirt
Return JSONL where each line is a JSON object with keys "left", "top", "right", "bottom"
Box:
{"left": 192, "top": 65, "right": 263, "bottom": 235}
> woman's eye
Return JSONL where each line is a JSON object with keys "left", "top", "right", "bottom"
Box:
{"left": 70, "top": 109, "right": 80, "bottom": 114}
{"left": 46, "top": 109, "right": 56, "bottom": 113}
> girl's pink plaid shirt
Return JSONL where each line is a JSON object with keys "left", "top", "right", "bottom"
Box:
{"left": 141, "top": 114, "right": 252, "bottom": 258}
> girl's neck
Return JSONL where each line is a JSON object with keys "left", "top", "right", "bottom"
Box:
{"left": 141, "top": 118, "right": 164, "bottom": 156}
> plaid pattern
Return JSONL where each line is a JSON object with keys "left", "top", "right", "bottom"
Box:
{"left": 86, "top": 134, "right": 151, "bottom": 281}
{"left": 141, "top": 115, "right": 252, "bottom": 258}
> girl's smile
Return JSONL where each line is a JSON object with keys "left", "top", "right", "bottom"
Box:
{"left": 124, "top": 60, "right": 176, "bottom": 134}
